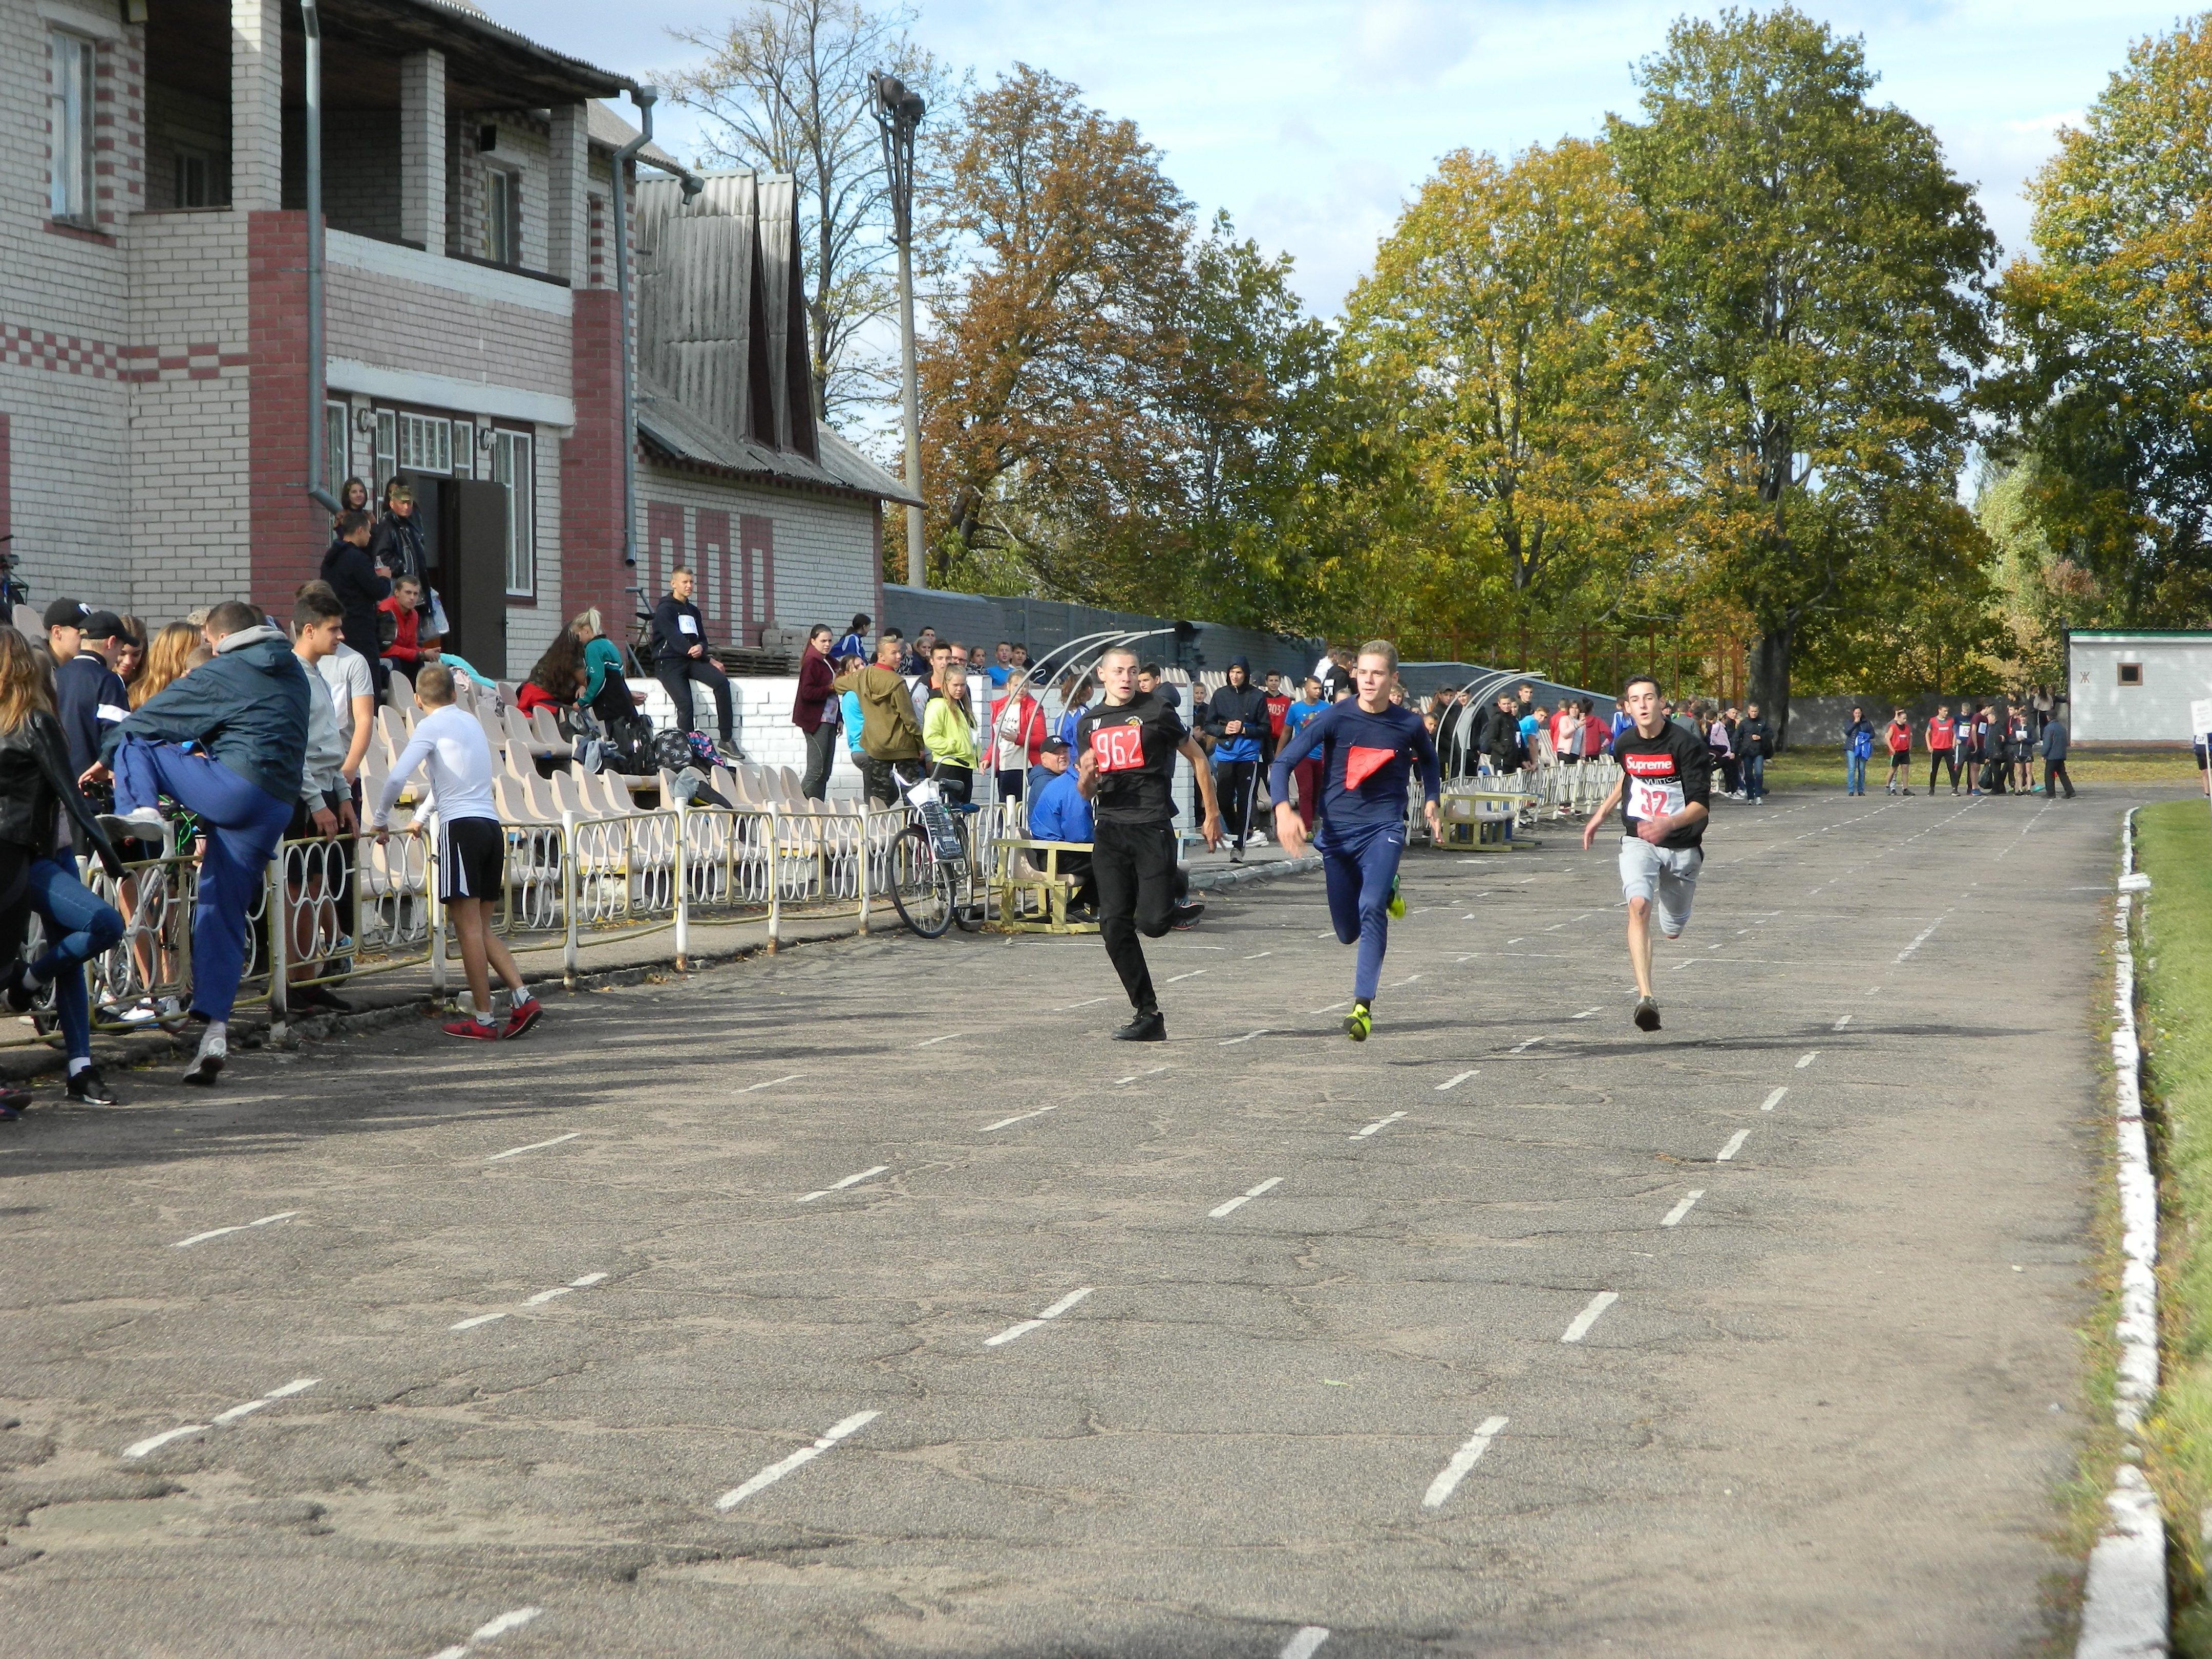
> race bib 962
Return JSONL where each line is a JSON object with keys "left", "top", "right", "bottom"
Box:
{"left": 1090, "top": 724, "right": 1145, "bottom": 772}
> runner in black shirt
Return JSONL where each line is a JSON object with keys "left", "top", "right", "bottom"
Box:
{"left": 1076, "top": 646, "right": 1223, "bottom": 1041}
{"left": 1582, "top": 673, "right": 1711, "bottom": 1033}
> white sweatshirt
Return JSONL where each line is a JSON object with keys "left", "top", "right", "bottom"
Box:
{"left": 373, "top": 704, "right": 497, "bottom": 827}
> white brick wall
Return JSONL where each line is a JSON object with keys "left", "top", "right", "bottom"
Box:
{"left": 325, "top": 250, "right": 571, "bottom": 399}
{"left": 636, "top": 464, "right": 880, "bottom": 648}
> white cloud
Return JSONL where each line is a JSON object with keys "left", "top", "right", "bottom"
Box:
{"left": 1343, "top": 0, "right": 1477, "bottom": 88}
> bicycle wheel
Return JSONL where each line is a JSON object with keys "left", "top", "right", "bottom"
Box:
{"left": 886, "top": 823, "right": 954, "bottom": 937}
{"left": 949, "top": 817, "right": 986, "bottom": 931}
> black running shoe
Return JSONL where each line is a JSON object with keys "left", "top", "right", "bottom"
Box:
{"left": 65, "top": 1067, "right": 117, "bottom": 1105}
{"left": 1633, "top": 996, "right": 1661, "bottom": 1032}
{"left": 1112, "top": 1010, "right": 1167, "bottom": 1042}
{"left": 1171, "top": 902, "right": 1205, "bottom": 930}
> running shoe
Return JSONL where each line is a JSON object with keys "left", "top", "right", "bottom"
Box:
{"left": 2, "top": 960, "right": 36, "bottom": 1015}
{"left": 502, "top": 996, "right": 544, "bottom": 1039}
{"left": 1344, "top": 1002, "right": 1372, "bottom": 1043}
{"left": 1387, "top": 877, "right": 1406, "bottom": 920}
{"left": 182, "top": 1027, "right": 226, "bottom": 1086}
{"left": 0, "top": 1089, "right": 24, "bottom": 1121}
{"left": 1171, "top": 902, "right": 1205, "bottom": 930}
{"left": 66, "top": 1066, "right": 117, "bottom": 1105}
{"left": 97, "top": 807, "right": 167, "bottom": 843}
{"left": 1633, "top": 996, "right": 1661, "bottom": 1032}
{"left": 1111, "top": 1010, "right": 1166, "bottom": 1042}
{"left": 444, "top": 1015, "right": 501, "bottom": 1041}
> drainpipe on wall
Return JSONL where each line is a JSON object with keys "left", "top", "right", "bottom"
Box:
{"left": 607, "top": 88, "right": 655, "bottom": 569}
{"left": 300, "top": 0, "right": 338, "bottom": 514}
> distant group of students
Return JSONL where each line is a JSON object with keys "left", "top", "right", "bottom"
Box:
{"left": 1841, "top": 702, "right": 2074, "bottom": 799}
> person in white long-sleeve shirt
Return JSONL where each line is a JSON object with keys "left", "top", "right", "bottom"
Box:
{"left": 372, "top": 662, "right": 542, "bottom": 1041}
{"left": 287, "top": 591, "right": 359, "bottom": 1013}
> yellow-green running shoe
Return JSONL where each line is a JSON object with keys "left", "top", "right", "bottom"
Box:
{"left": 1345, "top": 1001, "right": 1372, "bottom": 1042}
{"left": 1387, "top": 876, "right": 1406, "bottom": 920}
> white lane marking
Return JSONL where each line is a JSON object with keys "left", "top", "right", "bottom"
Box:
{"left": 486, "top": 1131, "right": 582, "bottom": 1162}
{"left": 1308, "top": 1000, "right": 1350, "bottom": 1014}
{"left": 1670, "top": 959, "right": 1695, "bottom": 971}
{"left": 1114, "top": 1066, "right": 1173, "bottom": 1086}
{"left": 1760, "top": 1087, "right": 1788, "bottom": 1111}
{"left": 1281, "top": 1628, "right": 1331, "bottom": 1659}
{"left": 1795, "top": 1051, "right": 1817, "bottom": 1069}
{"left": 914, "top": 1032, "right": 966, "bottom": 1047}
{"left": 1055, "top": 996, "right": 1113, "bottom": 1010}
{"left": 1209, "top": 1177, "right": 1284, "bottom": 1219}
{"left": 1508, "top": 1035, "right": 1546, "bottom": 1053}
{"left": 1717, "top": 1130, "right": 1749, "bottom": 1161}
{"left": 1421, "top": 1415, "right": 1510, "bottom": 1509}
{"left": 1894, "top": 910, "right": 1951, "bottom": 962}
{"left": 1387, "top": 975, "right": 1422, "bottom": 987}
{"left": 1832, "top": 1014, "right": 1852, "bottom": 1030}
{"left": 1436, "top": 1070, "right": 1478, "bottom": 1091}
{"left": 714, "top": 1410, "right": 880, "bottom": 1510}
{"left": 1571, "top": 1007, "right": 1602, "bottom": 1019}
{"left": 1245, "top": 951, "right": 1273, "bottom": 960}
{"left": 1865, "top": 984, "right": 1881, "bottom": 994}
{"left": 742, "top": 1074, "right": 804, "bottom": 1092}
{"left": 1161, "top": 968, "right": 1207, "bottom": 985}
{"left": 983, "top": 1285, "right": 1096, "bottom": 1347}
{"left": 1220, "top": 1029, "right": 1270, "bottom": 1045}
{"left": 172, "top": 1210, "right": 301, "bottom": 1249}
{"left": 1561, "top": 1291, "right": 1619, "bottom": 1343}
{"left": 1662, "top": 1190, "right": 1703, "bottom": 1226}
{"left": 797, "top": 1165, "right": 889, "bottom": 1203}
{"left": 457, "top": 1274, "right": 610, "bottom": 1327}
{"left": 125, "top": 1378, "right": 319, "bottom": 1457}
{"left": 451, "top": 1312, "right": 508, "bottom": 1330}
{"left": 1352, "top": 1111, "right": 1407, "bottom": 1139}
{"left": 426, "top": 1604, "right": 544, "bottom": 1659}
{"left": 523, "top": 1287, "right": 574, "bottom": 1306}
{"left": 1506, "top": 938, "right": 1525, "bottom": 945}
{"left": 983, "top": 1103, "right": 1064, "bottom": 1132}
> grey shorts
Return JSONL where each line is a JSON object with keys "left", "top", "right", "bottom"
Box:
{"left": 1619, "top": 837, "right": 1703, "bottom": 938}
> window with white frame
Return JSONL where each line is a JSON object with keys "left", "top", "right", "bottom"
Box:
{"left": 373, "top": 409, "right": 396, "bottom": 492}
{"left": 397, "top": 413, "right": 451, "bottom": 473}
{"left": 483, "top": 167, "right": 518, "bottom": 266}
{"left": 174, "top": 147, "right": 212, "bottom": 208}
{"left": 48, "top": 31, "right": 93, "bottom": 224}
{"left": 325, "top": 401, "right": 348, "bottom": 499}
{"left": 450, "top": 422, "right": 474, "bottom": 479}
{"left": 490, "top": 429, "right": 534, "bottom": 596}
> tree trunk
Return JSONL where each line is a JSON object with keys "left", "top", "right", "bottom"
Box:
{"left": 1750, "top": 624, "right": 1794, "bottom": 749}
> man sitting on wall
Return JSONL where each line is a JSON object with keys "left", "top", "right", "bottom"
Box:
{"left": 649, "top": 566, "right": 734, "bottom": 752}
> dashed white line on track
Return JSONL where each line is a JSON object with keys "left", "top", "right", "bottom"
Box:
{"left": 1832, "top": 1014, "right": 1853, "bottom": 1029}
{"left": 1281, "top": 1628, "right": 1330, "bottom": 1659}
{"left": 913, "top": 1033, "right": 966, "bottom": 1047}
{"left": 1662, "top": 1190, "right": 1704, "bottom": 1226}
{"left": 1572, "top": 1007, "right": 1602, "bottom": 1019}
{"left": 1219, "top": 1029, "right": 1270, "bottom": 1045}
{"left": 1387, "top": 975, "right": 1422, "bottom": 987}
{"left": 1508, "top": 1035, "right": 1546, "bottom": 1053}
{"left": 1895, "top": 910, "right": 1952, "bottom": 962}
{"left": 123, "top": 1378, "right": 318, "bottom": 1459}
{"left": 1162, "top": 969, "right": 1208, "bottom": 984}
{"left": 1244, "top": 951, "right": 1273, "bottom": 960}
{"left": 1796, "top": 1052, "right": 1818, "bottom": 1069}
{"left": 741, "top": 1074, "right": 804, "bottom": 1093}
{"left": 1209, "top": 1177, "right": 1283, "bottom": 1219}
{"left": 1352, "top": 1111, "right": 1407, "bottom": 1139}
{"left": 1308, "top": 1000, "right": 1349, "bottom": 1014}
{"left": 1761, "top": 1087, "right": 1788, "bottom": 1111}
{"left": 1054, "top": 996, "right": 1113, "bottom": 1010}
{"left": 172, "top": 1210, "right": 299, "bottom": 1249}
{"left": 1421, "top": 1415, "right": 1509, "bottom": 1508}
{"left": 1717, "top": 1130, "right": 1749, "bottom": 1160}
{"left": 485, "top": 1132, "right": 582, "bottom": 1162}
{"left": 1437, "top": 1070, "right": 1478, "bottom": 1091}
{"left": 714, "top": 1411, "right": 879, "bottom": 1510}
{"left": 983, "top": 1286, "right": 1095, "bottom": 1347}
{"left": 1561, "top": 1291, "right": 1619, "bottom": 1343}
{"left": 1114, "top": 1066, "right": 1172, "bottom": 1086}
{"left": 982, "top": 1103, "right": 1064, "bottom": 1132}
{"left": 425, "top": 1605, "right": 542, "bottom": 1659}
{"left": 797, "top": 1166, "right": 889, "bottom": 1203}
{"left": 453, "top": 1274, "right": 610, "bottom": 1328}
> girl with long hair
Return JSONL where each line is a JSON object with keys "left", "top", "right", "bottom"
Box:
{"left": 0, "top": 629, "right": 129, "bottom": 1111}
{"left": 131, "top": 621, "right": 201, "bottom": 708}
{"left": 517, "top": 630, "right": 587, "bottom": 715}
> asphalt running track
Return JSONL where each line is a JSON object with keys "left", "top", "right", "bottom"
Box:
{"left": 0, "top": 788, "right": 2136, "bottom": 1656}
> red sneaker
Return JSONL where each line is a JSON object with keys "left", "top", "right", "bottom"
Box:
{"left": 443, "top": 1015, "right": 501, "bottom": 1041}
{"left": 501, "top": 997, "right": 543, "bottom": 1040}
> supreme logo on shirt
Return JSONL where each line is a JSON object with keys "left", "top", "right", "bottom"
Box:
{"left": 1623, "top": 752, "right": 1678, "bottom": 777}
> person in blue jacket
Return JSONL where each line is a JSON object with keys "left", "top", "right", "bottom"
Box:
{"left": 1841, "top": 705, "right": 1875, "bottom": 796}
{"left": 1269, "top": 639, "right": 1441, "bottom": 1043}
{"left": 91, "top": 600, "right": 310, "bottom": 1088}
{"left": 1027, "top": 746, "right": 1097, "bottom": 911}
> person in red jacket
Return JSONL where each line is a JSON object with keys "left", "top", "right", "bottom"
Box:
{"left": 1926, "top": 704, "right": 1959, "bottom": 795}
{"left": 991, "top": 676, "right": 1047, "bottom": 801}
{"left": 378, "top": 575, "right": 438, "bottom": 688}
{"left": 1884, "top": 707, "right": 1913, "bottom": 795}
{"left": 793, "top": 624, "right": 840, "bottom": 801}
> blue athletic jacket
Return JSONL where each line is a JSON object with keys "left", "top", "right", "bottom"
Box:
{"left": 101, "top": 624, "right": 311, "bottom": 803}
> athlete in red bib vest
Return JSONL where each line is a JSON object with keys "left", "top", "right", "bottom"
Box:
{"left": 1583, "top": 674, "right": 1712, "bottom": 1032}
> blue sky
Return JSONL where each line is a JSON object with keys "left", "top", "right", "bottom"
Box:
{"left": 508, "top": 0, "right": 2176, "bottom": 315}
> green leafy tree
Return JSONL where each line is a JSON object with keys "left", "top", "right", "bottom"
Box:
{"left": 1608, "top": 7, "right": 1994, "bottom": 741}
{"left": 1986, "top": 15, "right": 2212, "bottom": 627}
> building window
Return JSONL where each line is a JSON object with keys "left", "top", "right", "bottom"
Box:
{"left": 325, "top": 401, "right": 348, "bottom": 499}
{"left": 483, "top": 167, "right": 519, "bottom": 266}
{"left": 373, "top": 409, "right": 396, "bottom": 492}
{"left": 490, "top": 429, "right": 534, "bottom": 596}
{"left": 450, "top": 422, "right": 474, "bottom": 479}
{"left": 174, "top": 147, "right": 213, "bottom": 208}
{"left": 397, "top": 413, "right": 451, "bottom": 474}
{"left": 2119, "top": 662, "right": 2143, "bottom": 687}
{"left": 48, "top": 31, "right": 93, "bottom": 224}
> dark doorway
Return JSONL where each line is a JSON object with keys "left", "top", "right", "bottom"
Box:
{"left": 439, "top": 479, "right": 510, "bottom": 679}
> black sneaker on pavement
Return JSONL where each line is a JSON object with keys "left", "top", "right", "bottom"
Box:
{"left": 66, "top": 1067, "right": 117, "bottom": 1105}
{"left": 1171, "top": 902, "right": 1205, "bottom": 930}
{"left": 1112, "top": 1010, "right": 1167, "bottom": 1042}
{"left": 1633, "top": 996, "right": 1661, "bottom": 1032}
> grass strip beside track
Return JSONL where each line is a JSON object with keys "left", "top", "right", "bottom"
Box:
{"left": 2134, "top": 800, "right": 2212, "bottom": 1649}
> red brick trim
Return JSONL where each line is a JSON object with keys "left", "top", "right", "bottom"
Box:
{"left": 44, "top": 221, "right": 116, "bottom": 247}
{"left": 246, "top": 211, "right": 329, "bottom": 619}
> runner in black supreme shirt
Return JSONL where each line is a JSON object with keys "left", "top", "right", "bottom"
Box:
{"left": 1581, "top": 674, "right": 1711, "bottom": 1033}
{"left": 1076, "top": 646, "right": 1223, "bottom": 1041}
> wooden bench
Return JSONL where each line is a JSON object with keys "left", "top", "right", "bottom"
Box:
{"left": 990, "top": 838, "right": 1097, "bottom": 933}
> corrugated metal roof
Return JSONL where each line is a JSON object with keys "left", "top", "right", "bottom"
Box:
{"left": 638, "top": 395, "right": 919, "bottom": 506}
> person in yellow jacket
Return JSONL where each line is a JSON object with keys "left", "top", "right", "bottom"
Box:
{"left": 923, "top": 665, "right": 979, "bottom": 803}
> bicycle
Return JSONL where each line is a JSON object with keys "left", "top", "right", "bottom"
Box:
{"left": 883, "top": 766, "right": 986, "bottom": 937}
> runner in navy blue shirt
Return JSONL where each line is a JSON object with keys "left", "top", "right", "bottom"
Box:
{"left": 1269, "top": 640, "right": 1441, "bottom": 1041}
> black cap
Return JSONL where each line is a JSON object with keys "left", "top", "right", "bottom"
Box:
{"left": 1041, "top": 737, "right": 1070, "bottom": 754}
{"left": 42, "top": 598, "right": 87, "bottom": 630}
{"left": 80, "top": 610, "right": 126, "bottom": 642}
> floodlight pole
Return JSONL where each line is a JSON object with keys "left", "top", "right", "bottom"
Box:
{"left": 875, "top": 73, "right": 926, "bottom": 589}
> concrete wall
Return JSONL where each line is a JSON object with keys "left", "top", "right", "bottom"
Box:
{"left": 2070, "top": 635, "right": 2212, "bottom": 744}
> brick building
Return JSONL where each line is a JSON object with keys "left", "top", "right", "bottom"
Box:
{"left": 3, "top": 0, "right": 908, "bottom": 677}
